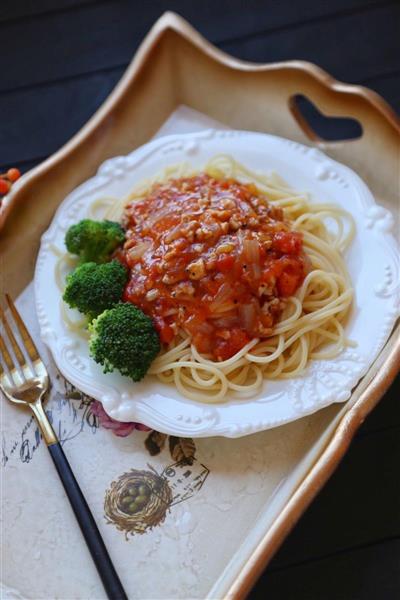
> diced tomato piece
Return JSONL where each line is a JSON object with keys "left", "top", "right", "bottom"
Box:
{"left": 258, "top": 245, "right": 267, "bottom": 262}
{"left": 261, "top": 261, "right": 282, "bottom": 283}
{"left": 215, "top": 343, "right": 232, "bottom": 361}
{"left": 153, "top": 316, "right": 174, "bottom": 344}
{"left": 272, "top": 231, "right": 303, "bottom": 255}
{"left": 231, "top": 328, "right": 251, "bottom": 347}
{"left": 148, "top": 263, "right": 161, "bottom": 278}
{"left": 277, "top": 271, "right": 302, "bottom": 297}
{"left": 193, "top": 332, "right": 212, "bottom": 354}
{"left": 262, "top": 255, "right": 305, "bottom": 297}
{"left": 216, "top": 254, "right": 235, "bottom": 273}
{"left": 215, "top": 328, "right": 250, "bottom": 361}
{"left": 260, "top": 312, "right": 274, "bottom": 328}
{"left": 184, "top": 309, "right": 208, "bottom": 336}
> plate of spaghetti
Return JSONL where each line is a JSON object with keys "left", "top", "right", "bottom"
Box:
{"left": 35, "top": 130, "right": 399, "bottom": 437}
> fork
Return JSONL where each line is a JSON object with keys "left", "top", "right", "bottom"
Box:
{"left": 0, "top": 294, "right": 128, "bottom": 600}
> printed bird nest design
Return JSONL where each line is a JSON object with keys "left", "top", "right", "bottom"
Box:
{"left": 104, "top": 467, "right": 173, "bottom": 537}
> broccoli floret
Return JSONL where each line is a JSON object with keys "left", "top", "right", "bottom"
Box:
{"left": 89, "top": 303, "right": 160, "bottom": 381}
{"left": 65, "top": 219, "right": 125, "bottom": 264}
{"left": 63, "top": 260, "right": 128, "bottom": 319}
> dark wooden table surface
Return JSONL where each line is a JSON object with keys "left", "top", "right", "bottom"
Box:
{"left": 1, "top": 1, "right": 399, "bottom": 598}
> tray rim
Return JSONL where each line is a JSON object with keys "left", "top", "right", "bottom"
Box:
{"left": 1, "top": 11, "right": 399, "bottom": 599}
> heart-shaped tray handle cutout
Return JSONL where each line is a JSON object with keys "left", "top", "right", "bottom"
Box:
{"left": 290, "top": 94, "right": 363, "bottom": 142}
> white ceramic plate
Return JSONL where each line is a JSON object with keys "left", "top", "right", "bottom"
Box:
{"left": 34, "top": 130, "right": 399, "bottom": 437}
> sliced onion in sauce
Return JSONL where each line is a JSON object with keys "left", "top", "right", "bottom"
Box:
{"left": 238, "top": 303, "right": 257, "bottom": 335}
{"left": 212, "top": 316, "right": 239, "bottom": 328}
{"left": 209, "top": 310, "right": 236, "bottom": 320}
{"left": 242, "top": 238, "right": 260, "bottom": 264}
{"left": 242, "top": 238, "right": 262, "bottom": 280}
{"left": 198, "top": 321, "right": 214, "bottom": 334}
{"left": 208, "top": 283, "right": 233, "bottom": 311}
{"left": 163, "top": 308, "right": 179, "bottom": 317}
{"left": 127, "top": 241, "right": 151, "bottom": 262}
{"left": 164, "top": 224, "right": 183, "bottom": 243}
{"left": 146, "top": 205, "right": 174, "bottom": 226}
{"left": 252, "top": 263, "right": 261, "bottom": 279}
{"left": 210, "top": 301, "right": 236, "bottom": 314}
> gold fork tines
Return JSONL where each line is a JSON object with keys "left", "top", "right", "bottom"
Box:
{"left": 0, "top": 305, "right": 27, "bottom": 368}
{"left": 0, "top": 332, "right": 14, "bottom": 372}
{"left": 5, "top": 293, "right": 40, "bottom": 363}
{"left": 0, "top": 296, "right": 56, "bottom": 444}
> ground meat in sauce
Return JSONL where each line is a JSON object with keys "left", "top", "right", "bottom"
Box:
{"left": 119, "top": 174, "right": 307, "bottom": 361}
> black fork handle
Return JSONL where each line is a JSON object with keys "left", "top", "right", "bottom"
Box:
{"left": 48, "top": 442, "right": 128, "bottom": 600}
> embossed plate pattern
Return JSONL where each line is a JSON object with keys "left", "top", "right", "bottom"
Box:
{"left": 34, "top": 130, "right": 400, "bottom": 437}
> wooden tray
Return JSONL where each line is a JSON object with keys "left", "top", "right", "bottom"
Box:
{"left": 1, "top": 12, "right": 399, "bottom": 599}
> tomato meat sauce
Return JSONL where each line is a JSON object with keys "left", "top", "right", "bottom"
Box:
{"left": 121, "top": 174, "right": 308, "bottom": 361}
